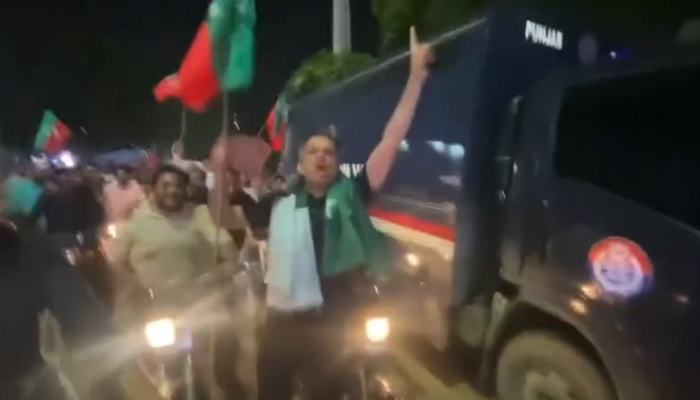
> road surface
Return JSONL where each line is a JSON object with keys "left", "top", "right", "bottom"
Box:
{"left": 120, "top": 340, "right": 490, "bottom": 399}
{"left": 43, "top": 310, "right": 488, "bottom": 399}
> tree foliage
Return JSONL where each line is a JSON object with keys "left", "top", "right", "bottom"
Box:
{"left": 287, "top": 50, "right": 378, "bottom": 100}
{"left": 372, "top": 0, "right": 432, "bottom": 54}
{"left": 372, "top": 0, "right": 482, "bottom": 54}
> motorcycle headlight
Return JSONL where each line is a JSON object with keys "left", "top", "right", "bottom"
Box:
{"left": 144, "top": 318, "right": 176, "bottom": 348}
{"left": 365, "top": 317, "right": 390, "bottom": 343}
{"left": 106, "top": 224, "right": 117, "bottom": 239}
{"left": 64, "top": 248, "right": 78, "bottom": 266}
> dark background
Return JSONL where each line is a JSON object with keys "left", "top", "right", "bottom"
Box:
{"left": 0, "top": 0, "right": 378, "bottom": 155}
{"left": 0, "top": 0, "right": 697, "bottom": 156}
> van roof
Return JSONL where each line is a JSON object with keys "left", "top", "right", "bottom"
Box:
{"left": 292, "top": 16, "right": 488, "bottom": 108}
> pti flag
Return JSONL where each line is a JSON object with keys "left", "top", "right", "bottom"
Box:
{"left": 155, "top": 0, "right": 256, "bottom": 111}
{"left": 265, "top": 91, "right": 290, "bottom": 152}
{"left": 34, "top": 110, "right": 71, "bottom": 152}
{"left": 153, "top": 73, "right": 181, "bottom": 102}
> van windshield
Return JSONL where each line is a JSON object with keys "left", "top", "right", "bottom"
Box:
{"left": 555, "top": 65, "right": 700, "bottom": 230}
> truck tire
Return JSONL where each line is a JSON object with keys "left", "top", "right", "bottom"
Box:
{"left": 496, "top": 331, "right": 616, "bottom": 400}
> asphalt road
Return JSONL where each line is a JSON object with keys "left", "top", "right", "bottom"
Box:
{"left": 44, "top": 312, "right": 489, "bottom": 400}
{"left": 119, "top": 340, "right": 490, "bottom": 400}
{"left": 391, "top": 338, "right": 489, "bottom": 400}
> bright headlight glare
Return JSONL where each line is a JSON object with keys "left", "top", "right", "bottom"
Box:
{"left": 58, "top": 152, "right": 76, "bottom": 168}
{"left": 365, "top": 317, "right": 390, "bottom": 343}
{"left": 405, "top": 253, "right": 420, "bottom": 267}
{"left": 107, "top": 224, "right": 117, "bottom": 238}
{"left": 144, "top": 318, "right": 176, "bottom": 348}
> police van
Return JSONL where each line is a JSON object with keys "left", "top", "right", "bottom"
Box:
{"left": 280, "top": 5, "right": 699, "bottom": 400}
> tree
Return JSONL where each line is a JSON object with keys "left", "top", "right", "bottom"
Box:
{"left": 287, "top": 50, "right": 378, "bottom": 100}
{"left": 372, "top": 0, "right": 431, "bottom": 54}
{"left": 372, "top": 0, "right": 479, "bottom": 54}
{"left": 423, "top": 0, "right": 482, "bottom": 36}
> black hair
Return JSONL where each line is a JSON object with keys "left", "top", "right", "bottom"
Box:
{"left": 300, "top": 126, "right": 341, "bottom": 151}
{"left": 151, "top": 163, "right": 189, "bottom": 186}
{"left": 115, "top": 164, "right": 133, "bottom": 173}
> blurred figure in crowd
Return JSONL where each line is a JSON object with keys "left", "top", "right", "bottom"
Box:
{"left": 0, "top": 217, "right": 125, "bottom": 399}
{"left": 1, "top": 163, "right": 43, "bottom": 227}
{"left": 187, "top": 165, "right": 209, "bottom": 205}
{"left": 84, "top": 162, "right": 105, "bottom": 202}
{"left": 103, "top": 165, "right": 144, "bottom": 223}
{"left": 34, "top": 167, "right": 103, "bottom": 236}
{"left": 225, "top": 168, "right": 258, "bottom": 248}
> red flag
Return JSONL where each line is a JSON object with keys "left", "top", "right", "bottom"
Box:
{"left": 265, "top": 106, "right": 286, "bottom": 151}
{"left": 177, "top": 23, "right": 220, "bottom": 112}
{"left": 172, "top": 0, "right": 257, "bottom": 113}
{"left": 153, "top": 74, "right": 182, "bottom": 102}
{"left": 43, "top": 120, "right": 71, "bottom": 152}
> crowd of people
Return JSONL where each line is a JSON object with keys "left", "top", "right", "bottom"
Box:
{"left": 0, "top": 26, "right": 432, "bottom": 400}
{"left": 0, "top": 146, "right": 283, "bottom": 399}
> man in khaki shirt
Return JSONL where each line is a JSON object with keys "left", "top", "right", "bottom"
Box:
{"left": 107, "top": 164, "right": 238, "bottom": 320}
{"left": 108, "top": 164, "right": 243, "bottom": 397}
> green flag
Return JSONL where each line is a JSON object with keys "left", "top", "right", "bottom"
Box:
{"left": 171, "top": 0, "right": 257, "bottom": 112}
{"left": 210, "top": 0, "right": 257, "bottom": 90}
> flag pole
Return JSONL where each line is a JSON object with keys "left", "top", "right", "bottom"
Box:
{"left": 208, "top": 91, "right": 228, "bottom": 387}
{"left": 179, "top": 107, "right": 187, "bottom": 141}
{"left": 213, "top": 92, "right": 229, "bottom": 266}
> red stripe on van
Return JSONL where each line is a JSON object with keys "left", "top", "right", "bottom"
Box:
{"left": 369, "top": 208, "right": 456, "bottom": 241}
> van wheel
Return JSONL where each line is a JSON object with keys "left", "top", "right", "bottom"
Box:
{"left": 496, "top": 331, "right": 616, "bottom": 400}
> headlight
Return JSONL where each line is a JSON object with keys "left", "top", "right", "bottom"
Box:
{"left": 144, "top": 318, "right": 176, "bottom": 348}
{"left": 405, "top": 253, "right": 420, "bottom": 267}
{"left": 106, "top": 224, "right": 117, "bottom": 239}
{"left": 64, "top": 248, "right": 78, "bottom": 266}
{"left": 365, "top": 317, "right": 390, "bottom": 343}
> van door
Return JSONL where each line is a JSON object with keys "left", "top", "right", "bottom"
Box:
{"left": 498, "top": 74, "right": 564, "bottom": 284}
{"left": 456, "top": 96, "right": 528, "bottom": 347}
{"left": 531, "top": 64, "right": 700, "bottom": 400}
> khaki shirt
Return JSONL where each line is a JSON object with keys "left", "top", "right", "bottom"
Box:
{"left": 108, "top": 201, "right": 238, "bottom": 290}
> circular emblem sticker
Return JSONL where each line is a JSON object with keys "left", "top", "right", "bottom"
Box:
{"left": 588, "top": 237, "right": 653, "bottom": 298}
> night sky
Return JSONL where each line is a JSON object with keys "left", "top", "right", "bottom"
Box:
{"left": 0, "top": 0, "right": 698, "bottom": 157}
{"left": 0, "top": 0, "right": 378, "bottom": 155}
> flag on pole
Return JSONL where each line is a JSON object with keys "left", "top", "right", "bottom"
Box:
{"left": 153, "top": 73, "right": 182, "bottom": 102}
{"left": 167, "top": 0, "right": 257, "bottom": 112}
{"left": 265, "top": 91, "right": 289, "bottom": 151}
{"left": 34, "top": 110, "right": 71, "bottom": 152}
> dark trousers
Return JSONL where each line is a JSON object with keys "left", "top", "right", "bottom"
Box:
{"left": 257, "top": 309, "right": 348, "bottom": 400}
{"left": 213, "top": 325, "right": 249, "bottom": 399}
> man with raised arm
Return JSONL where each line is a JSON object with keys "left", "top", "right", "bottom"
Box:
{"left": 211, "top": 27, "right": 434, "bottom": 400}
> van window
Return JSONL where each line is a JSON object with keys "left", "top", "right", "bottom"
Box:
{"left": 554, "top": 65, "right": 700, "bottom": 230}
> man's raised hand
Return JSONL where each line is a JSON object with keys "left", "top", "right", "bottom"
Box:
{"left": 410, "top": 26, "right": 434, "bottom": 80}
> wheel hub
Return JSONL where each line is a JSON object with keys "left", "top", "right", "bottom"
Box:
{"left": 523, "top": 369, "right": 577, "bottom": 400}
